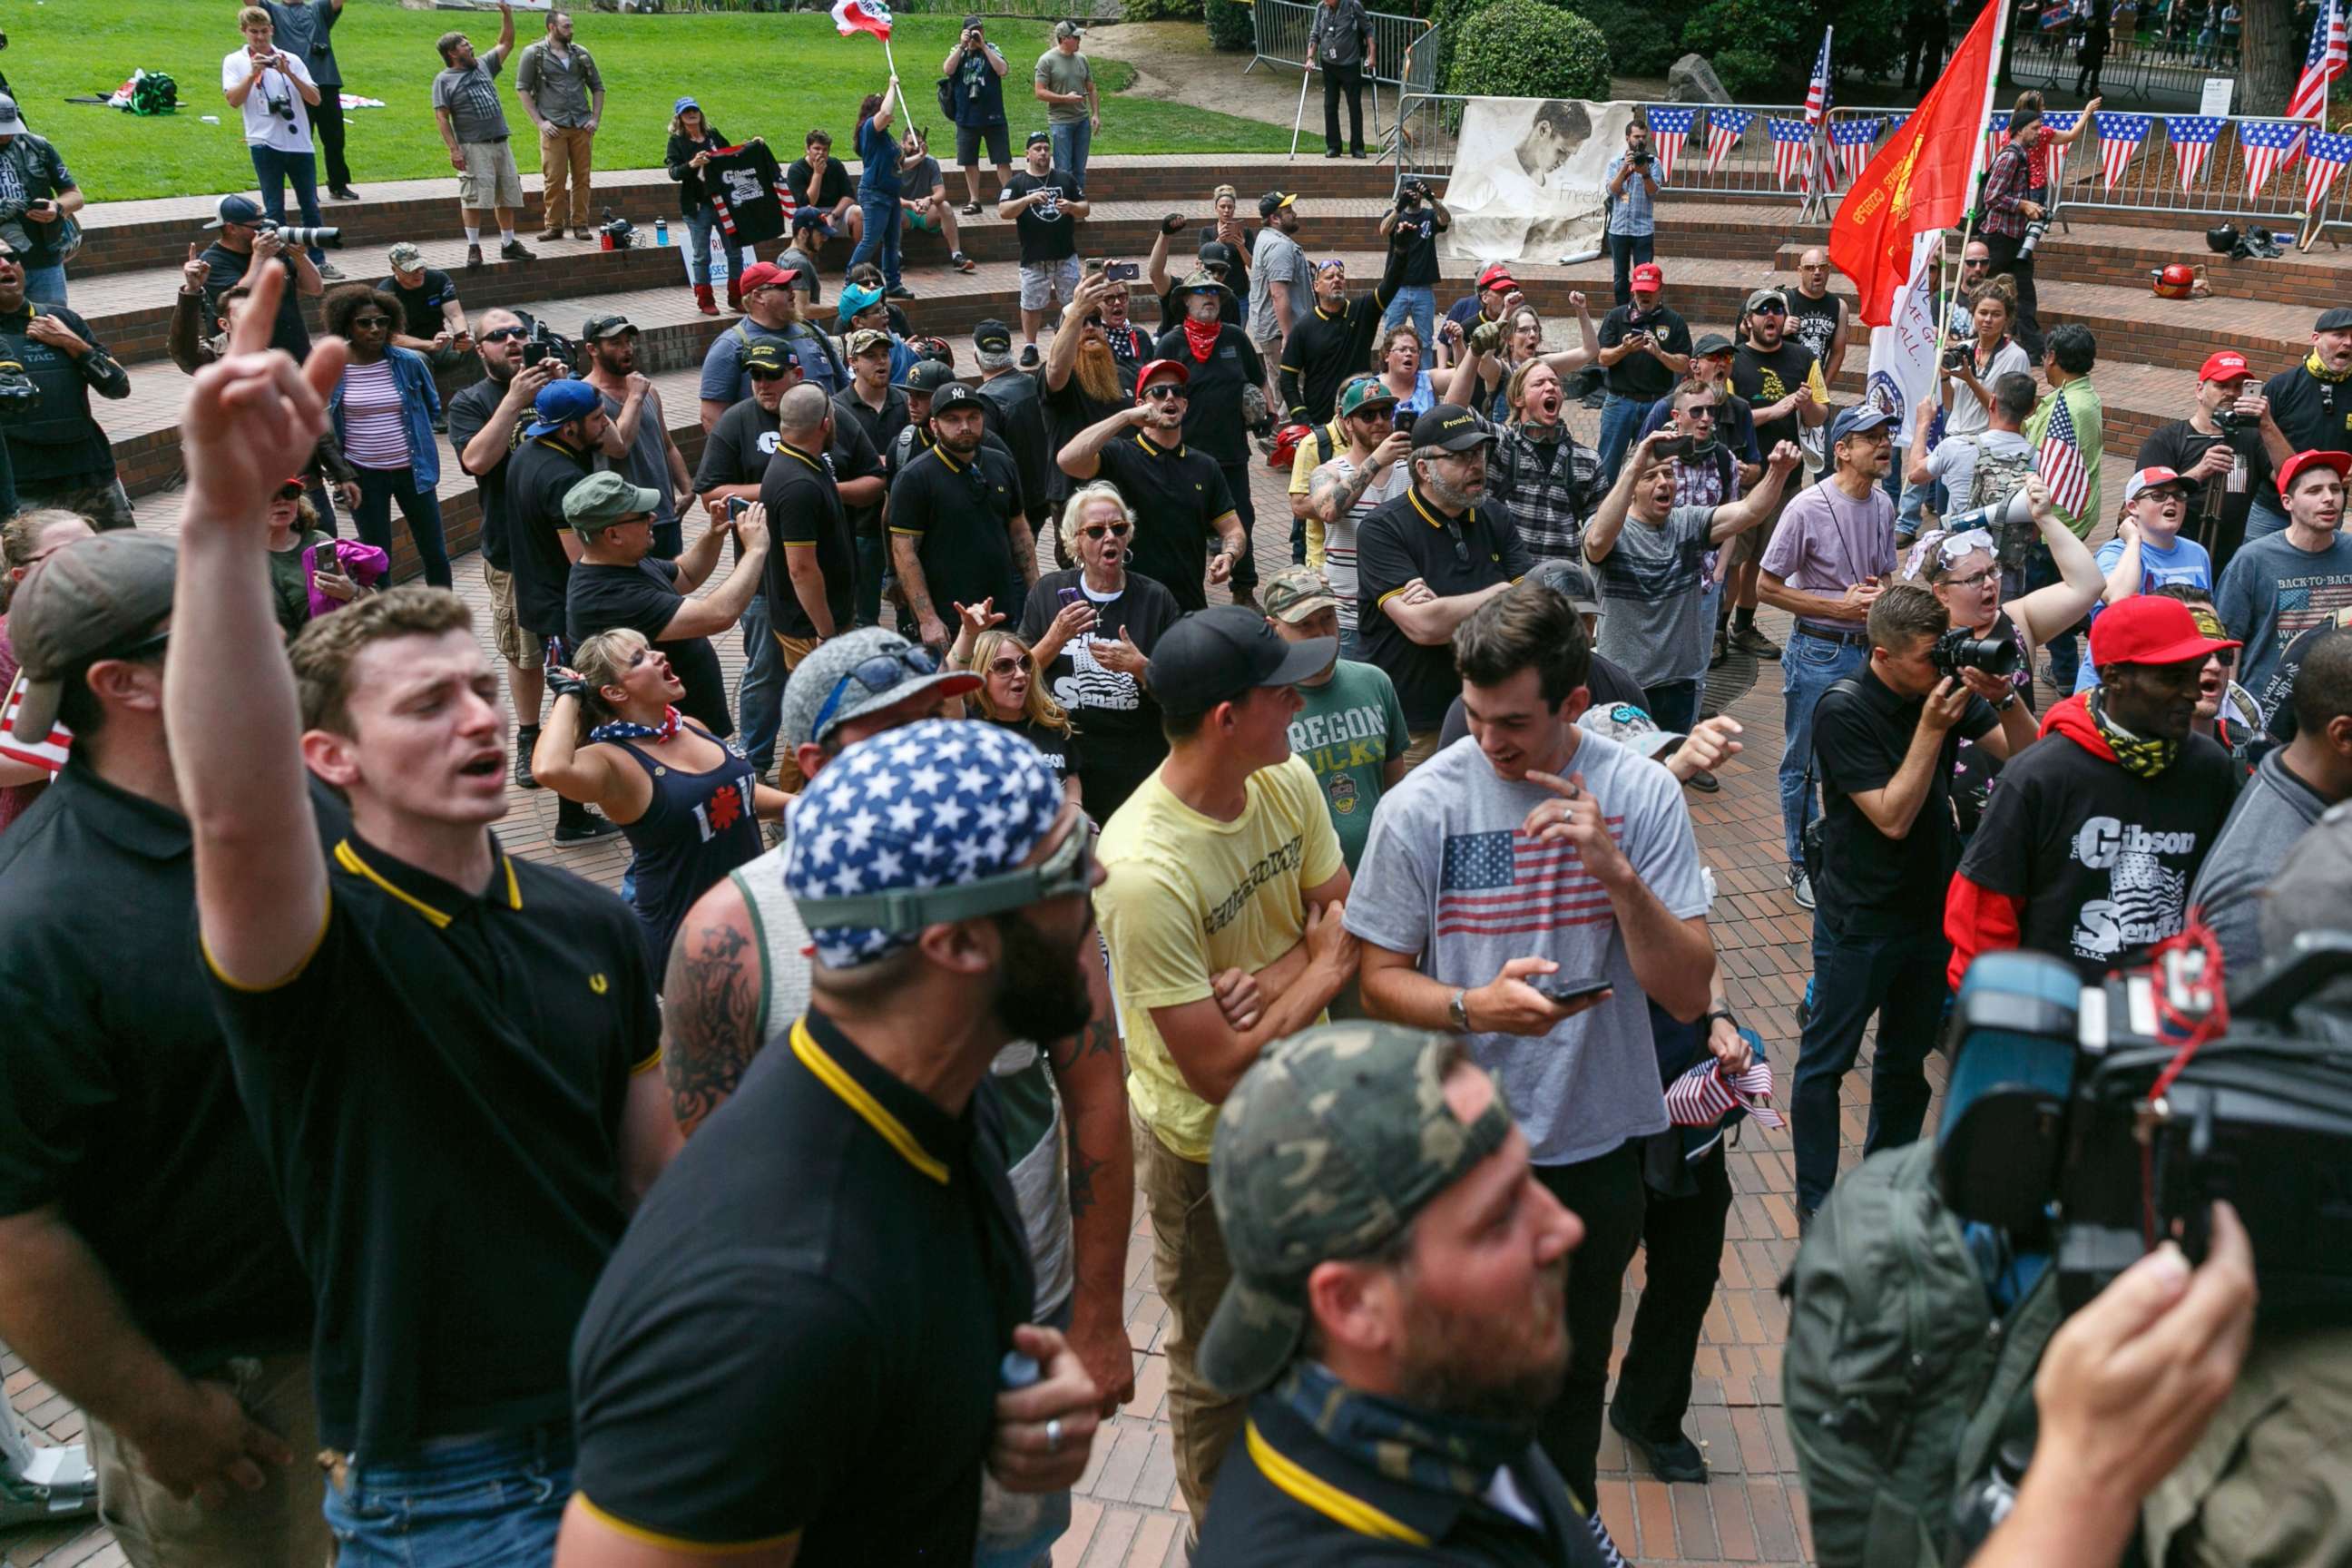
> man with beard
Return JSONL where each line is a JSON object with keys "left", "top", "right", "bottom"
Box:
{"left": 1728, "top": 288, "right": 1828, "bottom": 662}
{"left": 1157, "top": 272, "right": 1269, "bottom": 606}
{"left": 1278, "top": 242, "right": 1412, "bottom": 426}
{"left": 698, "top": 261, "right": 845, "bottom": 427}
{"left": 1001, "top": 131, "right": 1090, "bottom": 367}
{"left": 1354, "top": 405, "right": 1534, "bottom": 766}
{"left": 1043, "top": 269, "right": 1139, "bottom": 534}
{"left": 972, "top": 318, "right": 1054, "bottom": 540}
{"left": 891, "top": 382, "right": 1036, "bottom": 647}
{"left": 560, "top": 719, "right": 1105, "bottom": 1564}
{"left": 1248, "top": 191, "right": 1310, "bottom": 408}
{"left": 1059, "top": 358, "right": 1246, "bottom": 614}
{"left": 1602, "top": 120, "right": 1662, "bottom": 311}
{"left": 1946, "top": 595, "right": 2244, "bottom": 986}
{"left": 1346, "top": 583, "right": 1713, "bottom": 1511}
{"left": 1192, "top": 1024, "right": 1622, "bottom": 1566}
{"left": 581, "top": 314, "right": 691, "bottom": 558}
{"left": 446, "top": 306, "right": 557, "bottom": 783}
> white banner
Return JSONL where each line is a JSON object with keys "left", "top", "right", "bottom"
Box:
{"left": 1861, "top": 230, "right": 1945, "bottom": 448}
{"left": 1440, "top": 97, "right": 1636, "bottom": 267}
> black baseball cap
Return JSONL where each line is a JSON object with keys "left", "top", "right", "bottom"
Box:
{"left": 581, "top": 313, "right": 636, "bottom": 340}
{"left": 931, "top": 382, "right": 985, "bottom": 416}
{"left": 1408, "top": 403, "right": 1495, "bottom": 452}
{"left": 904, "top": 360, "right": 959, "bottom": 396}
{"left": 973, "top": 318, "right": 1014, "bottom": 354}
{"left": 204, "top": 194, "right": 264, "bottom": 230}
{"left": 1148, "top": 604, "right": 1335, "bottom": 718}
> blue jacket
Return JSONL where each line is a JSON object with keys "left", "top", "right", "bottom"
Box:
{"left": 328, "top": 344, "right": 441, "bottom": 492}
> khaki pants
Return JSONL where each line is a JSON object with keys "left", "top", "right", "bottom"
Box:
{"left": 772, "top": 632, "right": 822, "bottom": 794}
{"left": 1400, "top": 727, "right": 1446, "bottom": 771}
{"left": 89, "top": 1349, "right": 331, "bottom": 1568}
{"left": 1135, "top": 1109, "right": 1242, "bottom": 1528}
{"left": 539, "top": 124, "right": 596, "bottom": 231}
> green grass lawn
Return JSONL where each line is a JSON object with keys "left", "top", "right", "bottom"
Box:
{"left": 10, "top": 0, "right": 1286, "bottom": 203}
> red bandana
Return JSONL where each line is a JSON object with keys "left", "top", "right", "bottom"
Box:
{"left": 1181, "top": 317, "right": 1222, "bottom": 364}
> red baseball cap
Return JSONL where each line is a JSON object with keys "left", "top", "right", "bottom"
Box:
{"left": 1134, "top": 358, "right": 1191, "bottom": 397}
{"left": 2278, "top": 448, "right": 2352, "bottom": 498}
{"left": 2123, "top": 466, "right": 2189, "bottom": 504}
{"left": 1476, "top": 263, "right": 1518, "bottom": 292}
{"left": 2199, "top": 349, "right": 2251, "bottom": 383}
{"left": 1630, "top": 263, "right": 1663, "bottom": 292}
{"left": 2088, "top": 594, "right": 2241, "bottom": 670}
{"left": 735, "top": 261, "right": 796, "bottom": 293}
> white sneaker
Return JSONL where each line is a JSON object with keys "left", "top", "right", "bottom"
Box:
{"left": 1788, "top": 867, "right": 1816, "bottom": 911}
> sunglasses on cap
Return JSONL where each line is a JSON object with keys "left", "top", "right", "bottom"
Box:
{"left": 1081, "top": 519, "right": 1132, "bottom": 539}
{"left": 479, "top": 325, "right": 527, "bottom": 343}
{"left": 791, "top": 802, "right": 1094, "bottom": 931}
{"left": 808, "top": 645, "right": 943, "bottom": 740}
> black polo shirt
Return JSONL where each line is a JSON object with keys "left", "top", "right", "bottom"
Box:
{"left": 888, "top": 439, "right": 1027, "bottom": 626}
{"left": 1195, "top": 1391, "right": 1614, "bottom": 1567}
{"left": 1152, "top": 324, "right": 1266, "bottom": 466}
{"left": 2261, "top": 360, "right": 2352, "bottom": 456}
{"left": 1812, "top": 667, "right": 1994, "bottom": 937}
{"left": 0, "top": 766, "right": 311, "bottom": 1373}
{"left": 1598, "top": 302, "right": 1691, "bottom": 405}
{"left": 206, "top": 831, "right": 660, "bottom": 1454}
{"left": 1094, "top": 432, "right": 1240, "bottom": 613}
{"left": 506, "top": 432, "right": 595, "bottom": 638}
{"left": 1355, "top": 484, "right": 1534, "bottom": 730}
{"left": 832, "top": 385, "right": 911, "bottom": 534}
{"left": 566, "top": 557, "right": 733, "bottom": 737}
{"left": 569, "top": 1008, "right": 1032, "bottom": 1559}
{"left": 760, "top": 439, "right": 855, "bottom": 641}
{"left": 445, "top": 375, "right": 532, "bottom": 571}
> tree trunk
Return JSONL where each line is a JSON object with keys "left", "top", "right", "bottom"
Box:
{"left": 2240, "top": 0, "right": 2303, "bottom": 116}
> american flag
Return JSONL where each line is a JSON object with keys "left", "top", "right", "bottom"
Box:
{"left": 2168, "top": 115, "right": 2226, "bottom": 192}
{"left": 1665, "top": 1056, "right": 1787, "bottom": 1131}
{"left": 1768, "top": 118, "right": 1816, "bottom": 190}
{"left": 2288, "top": 0, "right": 2348, "bottom": 122}
{"left": 2043, "top": 109, "right": 2080, "bottom": 190}
{"left": 2097, "top": 111, "right": 2152, "bottom": 190}
{"left": 1645, "top": 107, "right": 1696, "bottom": 181}
{"left": 2041, "top": 0, "right": 2077, "bottom": 28}
{"left": 1436, "top": 824, "right": 1622, "bottom": 939}
{"left": 2036, "top": 389, "right": 2092, "bottom": 519}
{"left": 1984, "top": 114, "right": 2012, "bottom": 173}
{"left": 1803, "top": 29, "right": 1833, "bottom": 190}
{"left": 2242, "top": 120, "right": 2312, "bottom": 196}
{"left": 1705, "top": 109, "right": 1753, "bottom": 173}
{"left": 0, "top": 671, "right": 71, "bottom": 774}
{"left": 2307, "top": 129, "right": 2352, "bottom": 211}
{"left": 1830, "top": 117, "right": 1883, "bottom": 186}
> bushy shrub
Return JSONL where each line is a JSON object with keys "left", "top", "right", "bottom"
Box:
{"left": 1444, "top": 0, "right": 1611, "bottom": 100}
{"left": 1681, "top": 0, "right": 1804, "bottom": 96}
{"left": 1120, "top": 0, "right": 1202, "bottom": 22}
{"left": 1205, "top": 0, "right": 1256, "bottom": 50}
{"left": 1563, "top": 0, "right": 1685, "bottom": 76}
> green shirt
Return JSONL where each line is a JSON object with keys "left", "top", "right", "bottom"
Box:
{"left": 266, "top": 530, "right": 335, "bottom": 642}
{"left": 1034, "top": 48, "right": 1093, "bottom": 124}
{"left": 2023, "top": 375, "right": 2104, "bottom": 538}
{"left": 1287, "top": 660, "right": 1410, "bottom": 871}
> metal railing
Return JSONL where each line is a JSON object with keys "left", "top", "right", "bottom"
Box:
{"left": 2005, "top": 25, "right": 2224, "bottom": 106}
{"left": 1247, "top": 0, "right": 1436, "bottom": 92}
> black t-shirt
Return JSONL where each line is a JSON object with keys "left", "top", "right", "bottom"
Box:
{"left": 208, "top": 831, "right": 659, "bottom": 1452}
{"left": 976, "top": 372, "right": 1052, "bottom": 523}
{"left": 1786, "top": 289, "right": 1841, "bottom": 370}
{"left": 1390, "top": 200, "right": 1446, "bottom": 287}
{"left": 566, "top": 558, "right": 732, "bottom": 737}
{"left": 505, "top": 433, "right": 595, "bottom": 637}
{"left": 1355, "top": 487, "right": 1534, "bottom": 729}
{"left": 691, "top": 394, "right": 779, "bottom": 493}
{"left": 996, "top": 714, "right": 1079, "bottom": 784}
{"left": 0, "top": 766, "right": 313, "bottom": 1373}
{"left": 445, "top": 375, "right": 531, "bottom": 570}
{"left": 1042, "top": 362, "right": 1134, "bottom": 505}
{"left": 1018, "top": 565, "right": 1183, "bottom": 818}
{"left": 1732, "top": 338, "right": 1820, "bottom": 456}
{"left": 569, "top": 1008, "right": 1031, "bottom": 1560}
{"left": 1004, "top": 169, "right": 1083, "bottom": 265}
{"left": 759, "top": 440, "right": 856, "bottom": 641}
{"left": 784, "top": 154, "right": 849, "bottom": 211}
{"left": 2135, "top": 417, "right": 2273, "bottom": 571}
{"left": 381, "top": 267, "right": 458, "bottom": 342}
{"left": 1151, "top": 325, "right": 1265, "bottom": 466}
{"left": 1093, "top": 432, "right": 1240, "bottom": 612}
{"left": 888, "top": 440, "right": 1028, "bottom": 625}
{"left": 1813, "top": 669, "right": 1994, "bottom": 936}
{"left": 1437, "top": 652, "right": 1645, "bottom": 749}
{"left": 201, "top": 243, "right": 309, "bottom": 359}
{"left": 2260, "top": 362, "right": 2352, "bottom": 457}
{"left": 1955, "top": 724, "right": 2240, "bottom": 981}
{"left": 1599, "top": 303, "right": 1692, "bottom": 403}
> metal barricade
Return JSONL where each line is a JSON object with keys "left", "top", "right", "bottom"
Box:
{"left": 1248, "top": 0, "right": 1433, "bottom": 90}
{"left": 2006, "top": 26, "right": 2221, "bottom": 105}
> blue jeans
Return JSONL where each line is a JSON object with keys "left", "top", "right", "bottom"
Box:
{"left": 323, "top": 1426, "right": 573, "bottom": 1568}
{"left": 250, "top": 143, "right": 328, "bottom": 267}
{"left": 1896, "top": 476, "right": 1941, "bottom": 540}
{"left": 18, "top": 260, "right": 64, "bottom": 305}
{"left": 1792, "top": 918, "right": 1947, "bottom": 1211}
{"left": 2245, "top": 498, "right": 2290, "bottom": 543}
{"left": 1779, "top": 628, "right": 1866, "bottom": 872}
{"left": 848, "top": 190, "right": 902, "bottom": 291}
{"left": 1049, "top": 119, "right": 1093, "bottom": 187}
{"left": 684, "top": 202, "right": 743, "bottom": 289}
{"left": 352, "top": 465, "right": 452, "bottom": 588}
{"left": 1379, "top": 284, "right": 1436, "bottom": 351}
{"left": 1691, "top": 569, "right": 1727, "bottom": 679}
{"left": 1642, "top": 677, "right": 1699, "bottom": 734}
{"left": 1606, "top": 230, "right": 1653, "bottom": 309}
{"left": 738, "top": 593, "right": 786, "bottom": 771}
{"left": 1595, "top": 393, "right": 1646, "bottom": 489}
{"left": 2023, "top": 539, "right": 2083, "bottom": 691}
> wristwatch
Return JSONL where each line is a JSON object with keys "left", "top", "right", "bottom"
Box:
{"left": 1995, "top": 690, "right": 2021, "bottom": 711}
{"left": 1447, "top": 987, "right": 1471, "bottom": 1034}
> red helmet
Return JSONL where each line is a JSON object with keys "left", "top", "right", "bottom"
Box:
{"left": 1268, "top": 421, "right": 1312, "bottom": 471}
{"left": 2151, "top": 263, "right": 2197, "bottom": 300}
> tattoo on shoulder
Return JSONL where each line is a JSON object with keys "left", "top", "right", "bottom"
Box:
{"left": 662, "top": 918, "right": 763, "bottom": 1134}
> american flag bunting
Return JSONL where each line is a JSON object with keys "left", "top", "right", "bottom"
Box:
{"left": 2037, "top": 390, "right": 2092, "bottom": 520}
{"left": 2096, "top": 111, "right": 2151, "bottom": 191}
{"left": 2288, "top": 0, "right": 2347, "bottom": 122}
{"left": 2241, "top": 120, "right": 2311, "bottom": 197}
{"left": 1704, "top": 109, "right": 1753, "bottom": 173}
{"left": 1830, "top": 117, "right": 1883, "bottom": 186}
{"left": 2168, "top": 115, "right": 2226, "bottom": 192}
{"left": 1644, "top": 107, "right": 1696, "bottom": 181}
{"left": 2043, "top": 109, "right": 2080, "bottom": 190}
{"left": 1768, "top": 117, "right": 1815, "bottom": 190}
{"left": 2307, "top": 129, "right": 2352, "bottom": 211}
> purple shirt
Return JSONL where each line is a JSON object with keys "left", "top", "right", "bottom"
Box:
{"left": 1758, "top": 476, "right": 1896, "bottom": 637}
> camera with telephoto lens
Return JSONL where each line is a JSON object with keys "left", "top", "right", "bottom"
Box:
{"left": 2014, "top": 213, "right": 2051, "bottom": 259}
{"left": 1929, "top": 623, "right": 2022, "bottom": 679}
{"left": 1938, "top": 936, "right": 2352, "bottom": 1328}
{"left": 0, "top": 358, "right": 40, "bottom": 420}
{"left": 253, "top": 219, "right": 343, "bottom": 250}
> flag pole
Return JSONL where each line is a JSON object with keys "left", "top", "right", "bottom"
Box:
{"left": 1929, "top": 0, "right": 2013, "bottom": 382}
{"left": 880, "top": 34, "right": 919, "bottom": 132}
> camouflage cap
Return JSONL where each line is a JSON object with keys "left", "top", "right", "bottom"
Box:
{"left": 1200, "top": 1023, "right": 1513, "bottom": 1396}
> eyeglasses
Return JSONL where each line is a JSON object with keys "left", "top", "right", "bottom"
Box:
{"left": 1081, "top": 520, "right": 1132, "bottom": 539}
{"left": 1141, "top": 384, "right": 1186, "bottom": 402}
{"left": 1942, "top": 565, "right": 1999, "bottom": 591}
{"left": 987, "top": 656, "right": 1027, "bottom": 675}
{"left": 480, "top": 326, "right": 526, "bottom": 343}
{"left": 808, "top": 645, "right": 942, "bottom": 740}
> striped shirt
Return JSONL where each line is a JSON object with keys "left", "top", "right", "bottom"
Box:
{"left": 339, "top": 359, "right": 410, "bottom": 470}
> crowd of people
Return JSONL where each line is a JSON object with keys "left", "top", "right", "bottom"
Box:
{"left": 0, "top": 20, "right": 2342, "bottom": 1568}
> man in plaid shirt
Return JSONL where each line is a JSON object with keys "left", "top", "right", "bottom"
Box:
{"left": 1485, "top": 358, "right": 1599, "bottom": 565}
{"left": 1977, "top": 110, "right": 2047, "bottom": 358}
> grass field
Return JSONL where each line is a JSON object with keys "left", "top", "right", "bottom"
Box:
{"left": 9, "top": 0, "right": 1288, "bottom": 202}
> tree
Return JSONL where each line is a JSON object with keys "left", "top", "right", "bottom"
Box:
{"left": 2239, "top": 0, "right": 2301, "bottom": 116}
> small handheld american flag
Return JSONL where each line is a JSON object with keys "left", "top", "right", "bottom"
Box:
{"left": 2036, "top": 389, "right": 2092, "bottom": 521}
{"left": 2288, "top": 0, "right": 2348, "bottom": 123}
{"left": 1664, "top": 1056, "right": 1785, "bottom": 1132}
{"left": 0, "top": 671, "right": 71, "bottom": 775}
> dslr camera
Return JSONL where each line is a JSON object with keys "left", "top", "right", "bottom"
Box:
{"left": 1939, "top": 937, "right": 2352, "bottom": 1327}
{"left": 0, "top": 358, "right": 41, "bottom": 420}
{"left": 1942, "top": 342, "right": 1974, "bottom": 373}
{"left": 254, "top": 218, "right": 344, "bottom": 250}
{"left": 1396, "top": 180, "right": 1430, "bottom": 211}
{"left": 1930, "top": 623, "right": 2021, "bottom": 680}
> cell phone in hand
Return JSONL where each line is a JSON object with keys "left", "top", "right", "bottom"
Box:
{"left": 1532, "top": 975, "right": 1612, "bottom": 1006}
{"left": 1057, "top": 585, "right": 1084, "bottom": 608}
{"left": 1393, "top": 405, "right": 1416, "bottom": 433}
{"left": 1103, "top": 260, "right": 1140, "bottom": 282}
{"left": 521, "top": 341, "right": 549, "bottom": 368}
{"left": 726, "top": 496, "right": 750, "bottom": 522}
{"left": 1652, "top": 435, "right": 1695, "bottom": 460}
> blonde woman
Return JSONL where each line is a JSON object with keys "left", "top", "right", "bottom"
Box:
{"left": 948, "top": 602, "right": 1084, "bottom": 807}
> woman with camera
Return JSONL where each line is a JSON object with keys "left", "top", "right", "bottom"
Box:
{"left": 1941, "top": 279, "right": 2031, "bottom": 439}
{"left": 323, "top": 283, "right": 452, "bottom": 588}
{"left": 665, "top": 97, "right": 763, "bottom": 318}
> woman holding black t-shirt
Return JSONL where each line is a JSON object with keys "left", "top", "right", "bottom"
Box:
{"left": 533, "top": 629, "right": 789, "bottom": 976}
{"left": 665, "top": 99, "right": 763, "bottom": 317}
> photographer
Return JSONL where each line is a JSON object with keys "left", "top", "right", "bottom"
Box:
{"left": 263, "top": 0, "right": 356, "bottom": 201}
{"left": 0, "top": 95, "right": 81, "bottom": 306}
{"left": 222, "top": 7, "right": 339, "bottom": 280}
{"left": 2140, "top": 349, "right": 2288, "bottom": 564}
{"left": 169, "top": 268, "right": 356, "bottom": 535}
{"left": 1978, "top": 108, "right": 2046, "bottom": 358}
{"left": 1938, "top": 278, "right": 2029, "bottom": 445}
{"left": 195, "top": 194, "right": 321, "bottom": 362}
{"left": 1602, "top": 121, "right": 1662, "bottom": 310}
{"left": 1593, "top": 263, "right": 1691, "bottom": 486}
{"left": 941, "top": 15, "right": 1012, "bottom": 215}
{"left": 1794, "top": 583, "right": 2034, "bottom": 1222}
{"left": 0, "top": 241, "right": 131, "bottom": 530}
{"left": 1375, "top": 177, "right": 1448, "bottom": 354}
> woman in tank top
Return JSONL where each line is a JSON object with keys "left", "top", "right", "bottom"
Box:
{"left": 532, "top": 628, "right": 789, "bottom": 978}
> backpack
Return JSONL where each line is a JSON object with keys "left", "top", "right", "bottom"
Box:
{"left": 936, "top": 75, "right": 957, "bottom": 124}
{"left": 1955, "top": 433, "right": 2038, "bottom": 573}
{"left": 1782, "top": 1142, "right": 2061, "bottom": 1568}
{"left": 735, "top": 319, "right": 842, "bottom": 387}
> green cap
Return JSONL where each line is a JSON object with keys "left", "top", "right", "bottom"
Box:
{"left": 1200, "top": 1024, "right": 1512, "bottom": 1396}
{"left": 1259, "top": 565, "right": 1341, "bottom": 624}
{"left": 563, "top": 470, "right": 662, "bottom": 534}
{"left": 1335, "top": 374, "right": 1397, "bottom": 418}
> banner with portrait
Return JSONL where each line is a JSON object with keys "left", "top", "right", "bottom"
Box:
{"left": 1440, "top": 97, "right": 1637, "bottom": 267}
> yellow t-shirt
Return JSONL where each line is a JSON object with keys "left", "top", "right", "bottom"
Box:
{"left": 1094, "top": 754, "right": 1346, "bottom": 1161}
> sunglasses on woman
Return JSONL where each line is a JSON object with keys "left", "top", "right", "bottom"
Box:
{"left": 350, "top": 316, "right": 392, "bottom": 330}
{"left": 1081, "top": 520, "right": 1132, "bottom": 539}
{"left": 987, "top": 655, "right": 1026, "bottom": 675}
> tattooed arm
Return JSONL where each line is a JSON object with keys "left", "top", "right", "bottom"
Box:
{"left": 1045, "top": 941, "right": 1136, "bottom": 1416}
{"left": 660, "top": 878, "right": 769, "bottom": 1138}
{"left": 1305, "top": 432, "right": 1412, "bottom": 525}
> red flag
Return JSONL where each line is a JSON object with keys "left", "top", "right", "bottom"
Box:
{"left": 1829, "top": 0, "right": 2005, "bottom": 326}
